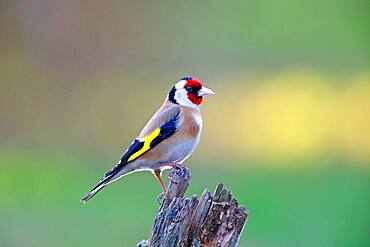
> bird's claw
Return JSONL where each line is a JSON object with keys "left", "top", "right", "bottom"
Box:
{"left": 159, "top": 162, "right": 183, "bottom": 170}
{"left": 170, "top": 163, "right": 183, "bottom": 169}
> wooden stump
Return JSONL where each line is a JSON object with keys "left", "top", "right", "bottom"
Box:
{"left": 137, "top": 166, "right": 249, "bottom": 247}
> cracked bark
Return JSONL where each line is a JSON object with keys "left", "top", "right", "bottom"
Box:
{"left": 137, "top": 166, "right": 249, "bottom": 247}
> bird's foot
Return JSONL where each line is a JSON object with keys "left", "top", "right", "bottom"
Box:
{"left": 160, "top": 162, "right": 183, "bottom": 169}
{"left": 168, "top": 165, "right": 191, "bottom": 183}
{"left": 170, "top": 163, "right": 183, "bottom": 169}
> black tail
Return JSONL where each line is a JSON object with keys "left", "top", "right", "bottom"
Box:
{"left": 81, "top": 177, "right": 111, "bottom": 203}
{"left": 82, "top": 160, "right": 133, "bottom": 203}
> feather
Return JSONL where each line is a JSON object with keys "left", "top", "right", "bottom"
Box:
{"left": 81, "top": 108, "right": 180, "bottom": 202}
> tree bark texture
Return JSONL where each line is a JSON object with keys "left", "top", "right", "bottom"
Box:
{"left": 137, "top": 166, "right": 249, "bottom": 247}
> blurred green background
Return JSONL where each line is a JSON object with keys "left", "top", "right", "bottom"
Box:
{"left": 0, "top": 1, "right": 369, "bottom": 246}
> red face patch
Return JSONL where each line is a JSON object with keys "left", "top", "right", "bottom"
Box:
{"left": 184, "top": 78, "right": 203, "bottom": 105}
{"left": 187, "top": 93, "right": 203, "bottom": 105}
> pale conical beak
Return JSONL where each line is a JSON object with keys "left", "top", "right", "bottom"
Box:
{"left": 198, "top": 86, "right": 216, "bottom": 96}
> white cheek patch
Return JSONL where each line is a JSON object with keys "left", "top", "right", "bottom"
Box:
{"left": 173, "top": 80, "right": 199, "bottom": 109}
{"left": 175, "top": 89, "right": 191, "bottom": 106}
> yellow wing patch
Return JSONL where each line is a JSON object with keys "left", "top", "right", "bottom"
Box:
{"left": 127, "top": 128, "right": 161, "bottom": 162}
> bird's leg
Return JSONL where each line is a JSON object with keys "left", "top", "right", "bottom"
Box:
{"left": 153, "top": 169, "right": 166, "bottom": 192}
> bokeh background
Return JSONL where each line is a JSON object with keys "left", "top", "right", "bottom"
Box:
{"left": 0, "top": 1, "right": 369, "bottom": 246}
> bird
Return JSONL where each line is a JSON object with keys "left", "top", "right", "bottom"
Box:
{"left": 82, "top": 77, "right": 215, "bottom": 203}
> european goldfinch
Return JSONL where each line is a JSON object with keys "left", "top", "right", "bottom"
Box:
{"left": 82, "top": 77, "right": 215, "bottom": 203}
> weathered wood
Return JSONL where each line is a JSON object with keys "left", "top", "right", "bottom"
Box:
{"left": 137, "top": 166, "right": 248, "bottom": 247}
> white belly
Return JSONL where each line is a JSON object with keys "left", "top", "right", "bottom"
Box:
{"left": 170, "top": 132, "right": 201, "bottom": 163}
{"left": 172, "top": 111, "right": 203, "bottom": 163}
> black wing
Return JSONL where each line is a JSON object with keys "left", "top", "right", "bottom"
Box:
{"left": 102, "top": 110, "right": 180, "bottom": 181}
{"left": 82, "top": 110, "right": 181, "bottom": 202}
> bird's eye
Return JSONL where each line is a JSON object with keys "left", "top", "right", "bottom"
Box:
{"left": 185, "top": 86, "right": 192, "bottom": 92}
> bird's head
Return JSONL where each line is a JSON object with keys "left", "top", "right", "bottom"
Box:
{"left": 168, "top": 77, "right": 215, "bottom": 108}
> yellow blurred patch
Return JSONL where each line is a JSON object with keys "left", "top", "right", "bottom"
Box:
{"left": 203, "top": 70, "right": 370, "bottom": 165}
